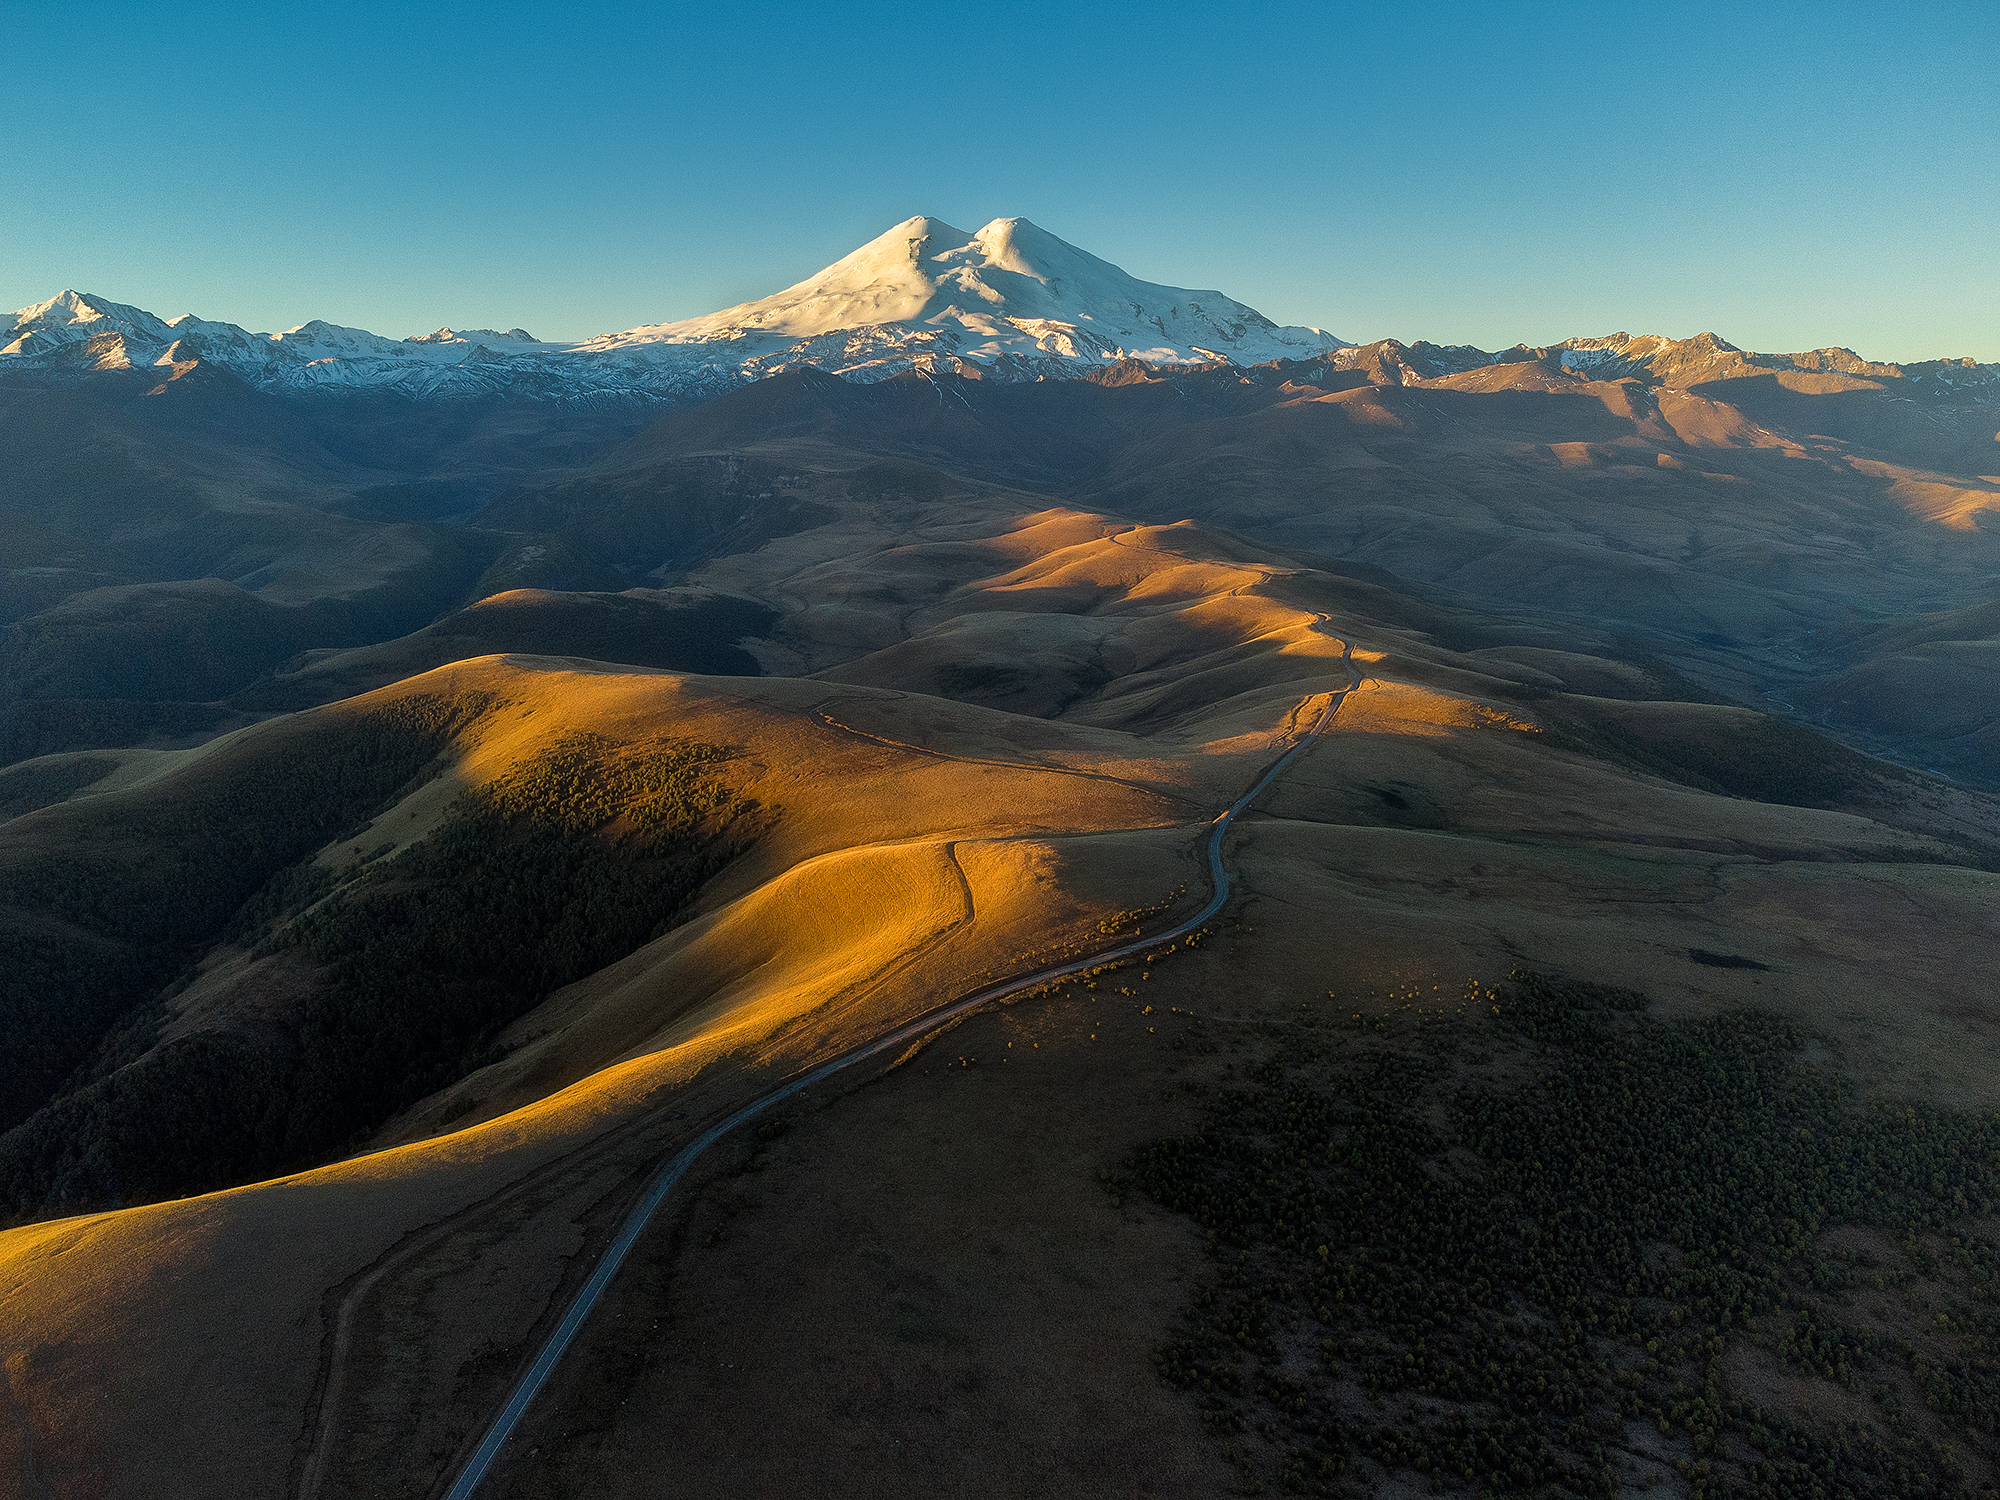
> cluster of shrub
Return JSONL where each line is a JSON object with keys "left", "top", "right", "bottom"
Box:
{"left": 0, "top": 753, "right": 118, "bottom": 817}
{"left": 0, "top": 709, "right": 764, "bottom": 1221}
{"left": 0, "top": 690, "right": 499, "bottom": 1155}
{"left": 0, "top": 700, "right": 231, "bottom": 768}
{"left": 1126, "top": 973, "right": 2000, "bottom": 1498}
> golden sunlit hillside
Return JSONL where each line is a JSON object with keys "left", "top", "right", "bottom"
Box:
{"left": 3, "top": 465, "right": 1998, "bottom": 1496}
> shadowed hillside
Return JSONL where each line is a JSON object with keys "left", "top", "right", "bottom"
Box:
{"left": 0, "top": 366, "right": 658, "bottom": 765}
{"left": 2, "top": 490, "right": 1997, "bottom": 1496}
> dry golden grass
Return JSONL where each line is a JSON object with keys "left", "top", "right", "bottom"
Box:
{"left": 460, "top": 757, "right": 2000, "bottom": 1496}
{"left": 5, "top": 491, "right": 1999, "bottom": 1499}
{"left": 478, "top": 924, "right": 1249, "bottom": 1500}
{"left": 0, "top": 650, "right": 1220, "bottom": 1495}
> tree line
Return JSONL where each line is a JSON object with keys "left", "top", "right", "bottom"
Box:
{"left": 0, "top": 707, "right": 768, "bottom": 1223}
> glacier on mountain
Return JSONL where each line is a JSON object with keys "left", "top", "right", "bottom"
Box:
{"left": 12, "top": 218, "right": 1994, "bottom": 405}
{"left": 0, "top": 217, "right": 1347, "bottom": 400}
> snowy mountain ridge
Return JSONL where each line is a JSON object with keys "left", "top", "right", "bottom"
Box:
{"left": 12, "top": 218, "right": 1994, "bottom": 405}
{"left": 0, "top": 217, "right": 1347, "bottom": 400}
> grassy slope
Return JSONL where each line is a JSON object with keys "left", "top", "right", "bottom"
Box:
{"left": 470, "top": 787, "right": 2000, "bottom": 1499}
{"left": 599, "top": 358, "right": 2000, "bottom": 782}
{"left": 0, "top": 714, "right": 763, "bottom": 1219}
{"left": 0, "top": 369, "right": 659, "bottom": 769}
{"left": 238, "top": 586, "right": 776, "bottom": 713}
{"left": 0, "top": 687, "right": 496, "bottom": 1150}
{"left": 2, "top": 474, "right": 1998, "bottom": 1496}
{"left": 0, "top": 661, "right": 1205, "bottom": 1497}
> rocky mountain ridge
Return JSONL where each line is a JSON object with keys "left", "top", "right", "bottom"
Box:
{"left": 1324, "top": 330, "right": 2000, "bottom": 401}
{"left": 16, "top": 217, "right": 1989, "bottom": 406}
{"left": 0, "top": 216, "right": 1344, "bottom": 401}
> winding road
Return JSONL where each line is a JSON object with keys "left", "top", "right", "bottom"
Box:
{"left": 433, "top": 641, "right": 1360, "bottom": 1499}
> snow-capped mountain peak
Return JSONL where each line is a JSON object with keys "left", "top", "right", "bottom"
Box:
{"left": 1, "top": 216, "right": 1347, "bottom": 398}
{"left": 1, "top": 289, "right": 178, "bottom": 360}
{"left": 406, "top": 327, "right": 543, "bottom": 346}
{"left": 589, "top": 215, "right": 1334, "bottom": 372}
{"left": 623, "top": 215, "right": 972, "bottom": 340}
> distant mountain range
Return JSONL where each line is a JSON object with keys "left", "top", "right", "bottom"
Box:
{"left": 10, "top": 215, "right": 1993, "bottom": 404}
{"left": 0, "top": 217, "right": 1341, "bottom": 400}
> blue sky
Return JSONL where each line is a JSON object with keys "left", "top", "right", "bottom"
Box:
{"left": 3, "top": 1, "right": 1995, "bottom": 360}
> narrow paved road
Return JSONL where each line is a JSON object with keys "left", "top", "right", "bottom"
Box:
{"left": 438, "top": 644, "right": 1359, "bottom": 1499}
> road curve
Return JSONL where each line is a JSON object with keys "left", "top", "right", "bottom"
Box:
{"left": 440, "top": 644, "right": 1359, "bottom": 1499}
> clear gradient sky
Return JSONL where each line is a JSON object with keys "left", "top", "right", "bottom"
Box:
{"left": 4, "top": 1, "right": 1995, "bottom": 361}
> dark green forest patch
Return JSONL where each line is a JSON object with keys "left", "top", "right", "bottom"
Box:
{"left": 0, "top": 752, "right": 118, "bottom": 817}
{"left": 0, "top": 689, "right": 497, "bottom": 1150}
{"left": 0, "top": 728, "right": 767, "bottom": 1221}
{"left": 0, "top": 697, "right": 238, "bottom": 766}
{"left": 1126, "top": 973, "right": 2000, "bottom": 1499}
